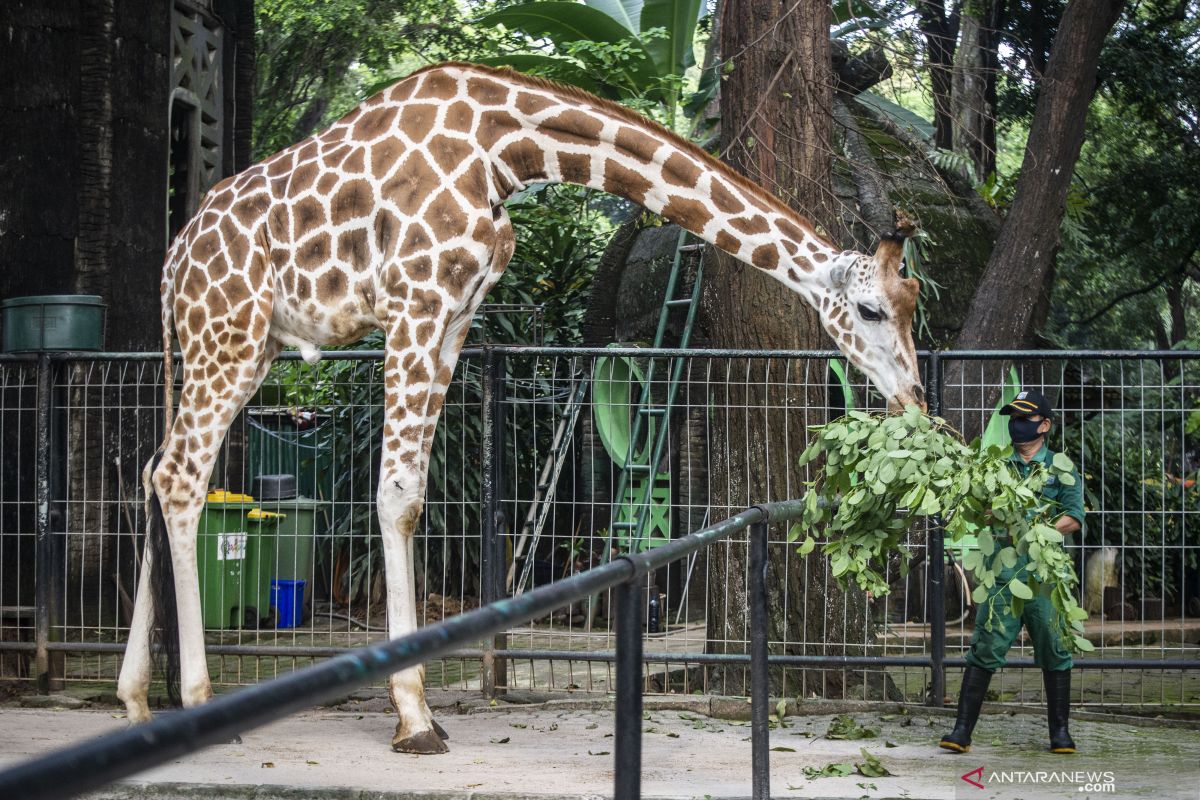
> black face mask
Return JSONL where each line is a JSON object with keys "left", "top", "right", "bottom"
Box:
{"left": 1008, "top": 417, "right": 1044, "bottom": 444}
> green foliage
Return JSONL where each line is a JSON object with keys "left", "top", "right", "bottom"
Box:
{"left": 475, "top": 0, "right": 708, "bottom": 123}
{"left": 800, "top": 749, "right": 891, "bottom": 779}
{"left": 793, "top": 408, "right": 1092, "bottom": 654}
{"left": 1063, "top": 394, "right": 1200, "bottom": 603}
{"left": 474, "top": 185, "right": 614, "bottom": 346}
{"left": 825, "top": 714, "right": 878, "bottom": 740}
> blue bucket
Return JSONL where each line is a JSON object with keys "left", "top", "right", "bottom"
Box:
{"left": 270, "top": 578, "right": 306, "bottom": 629}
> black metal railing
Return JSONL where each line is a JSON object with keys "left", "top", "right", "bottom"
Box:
{"left": 0, "top": 499, "right": 802, "bottom": 800}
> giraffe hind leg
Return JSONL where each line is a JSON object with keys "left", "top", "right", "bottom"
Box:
{"left": 116, "top": 453, "right": 169, "bottom": 722}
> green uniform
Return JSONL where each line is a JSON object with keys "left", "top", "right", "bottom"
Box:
{"left": 964, "top": 444, "right": 1085, "bottom": 672}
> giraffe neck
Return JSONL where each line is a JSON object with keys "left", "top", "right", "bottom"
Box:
{"left": 448, "top": 65, "right": 841, "bottom": 298}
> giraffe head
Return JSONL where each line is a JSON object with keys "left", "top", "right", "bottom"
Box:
{"left": 817, "top": 217, "right": 924, "bottom": 411}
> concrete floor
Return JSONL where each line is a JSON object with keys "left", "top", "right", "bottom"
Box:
{"left": 1, "top": 693, "right": 1198, "bottom": 800}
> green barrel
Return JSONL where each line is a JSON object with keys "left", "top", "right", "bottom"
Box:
{"left": 1, "top": 295, "right": 105, "bottom": 352}
{"left": 197, "top": 492, "right": 279, "bottom": 629}
{"left": 255, "top": 495, "right": 327, "bottom": 622}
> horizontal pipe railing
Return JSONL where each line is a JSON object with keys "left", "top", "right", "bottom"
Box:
{"left": 6, "top": 347, "right": 1200, "bottom": 364}
{"left": 3, "top": 641, "right": 1196, "bottom": 671}
{"left": 0, "top": 500, "right": 810, "bottom": 800}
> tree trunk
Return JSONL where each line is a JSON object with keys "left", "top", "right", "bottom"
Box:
{"left": 946, "top": 0, "right": 1126, "bottom": 431}
{"left": 952, "top": 0, "right": 1003, "bottom": 180}
{"left": 701, "top": 0, "right": 893, "bottom": 700}
{"left": 918, "top": 0, "right": 961, "bottom": 150}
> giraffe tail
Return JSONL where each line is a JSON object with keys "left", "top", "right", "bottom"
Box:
{"left": 146, "top": 449, "right": 182, "bottom": 707}
{"left": 148, "top": 265, "right": 181, "bottom": 706}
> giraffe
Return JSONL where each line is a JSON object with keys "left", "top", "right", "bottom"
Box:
{"left": 116, "top": 61, "right": 926, "bottom": 754}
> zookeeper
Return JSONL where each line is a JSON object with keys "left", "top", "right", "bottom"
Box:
{"left": 939, "top": 389, "right": 1085, "bottom": 755}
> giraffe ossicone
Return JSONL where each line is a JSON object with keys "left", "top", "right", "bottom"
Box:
{"left": 116, "top": 61, "right": 924, "bottom": 754}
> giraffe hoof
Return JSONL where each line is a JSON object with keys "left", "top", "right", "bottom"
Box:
{"left": 392, "top": 726, "right": 449, "bottom": 754}
{"left": 433, "top": 719, "right": 449, "bottom": 740}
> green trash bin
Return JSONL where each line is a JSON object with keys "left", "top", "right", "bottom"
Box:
{"left": 258, "top": 502, "right": 326, "bottom": 624}
{"left": 197, "top": 491, "right": 280, "bottom": 629}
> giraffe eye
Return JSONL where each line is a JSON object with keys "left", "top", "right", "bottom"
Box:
{"left": 857, "top": 303, "right": 886, "bottom": 322}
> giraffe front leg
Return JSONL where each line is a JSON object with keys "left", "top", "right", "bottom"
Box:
{"left": 377, "top": 321, "right": 447, "bottom": 754}
{"left": 379, "top": 484, "right": 445, "bottom": 754}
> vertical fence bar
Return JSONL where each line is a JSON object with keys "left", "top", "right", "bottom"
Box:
{"left": 926, "top": 353, "right": 946, "bottom": 707}
{"left": 479, "top": 348, "right": 507, "bottom": 697}
{"left": 33, "top": 354, "right": 53, "bottom": 693}
{"left": 749, "top": 519, "right": 770, "bottom": 800}
{"left": 928, "top": 521, "right": 946, "bottom": 707}
{"left": 614, "top": 577, "right": 643, "bottom": 800}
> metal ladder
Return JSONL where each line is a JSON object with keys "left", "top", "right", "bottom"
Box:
{"left": 605, "top": 227, "right": 706, "bottom": 556}
{"left": 507, "top": 370, "right": 590, "bottom": 594}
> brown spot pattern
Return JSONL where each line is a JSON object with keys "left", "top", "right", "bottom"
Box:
{"left": 751, "top": 245, "right": 779, "bottom": 269}
{"left": 466, "top": 77, "right": 509, "bottom": 106}
{"left": 436, "top": 248, "right": 480, "bottom": 298}
{"left": 537, "top": 109, "right": 604, "bottom": 146}
{"left": 515, "top": 92, "right": 556, "bottom": 116}
{"left": 400, "top": 222, "right": 432, "bottom": 254}
{"left": 478, "top": 110, "right": 520, "bottom": 150}
{"left": 404, "top": 255, "right": 433, "bottom": 281}
{"left": 428, "top": 134, "right": 474, "bottom": 174}
{"left": 331, "top": 179, "right": 374, "bottom": 225}
{"left": 498, "top": 140, "right": 546, "bottom": 181}
{"left": 350, "top": 107, "right": 398, "bottom": 141}
{"left": 444, "top": 101, "right": 475, "bottom": 133}
{"left": 424, "top": 190, "right": 469, "bottom": 239}
{"left": 292, "top": 197, "right": 326, "bottom": 239}
{"left": 337, "top": 228, "right": 370, "bottom": 269}
{"left": 661, "top": 196, "right": 713, "bottom": 232}
{"left": 663, "top": 152, "right": 701, "bottom": 188}
{"left": 557, "top": 153, "right": 591, "bottom": 185}
{"left": 715, "top": 231, "right": 741, "bottom": 254}
{"left": 383, "top": 153, "right": 439, "bottom": 216}
{"left": 615, "top": 127, "right": 660, "bottom": 163}
{"left": 730, "top": 215, "right": 770, "bottom": 235}
{"left": 602, "top": 159, "right": 652, "bottom": 204}
{"left": 398, "top": 105, "right": 436, "bottom": 142}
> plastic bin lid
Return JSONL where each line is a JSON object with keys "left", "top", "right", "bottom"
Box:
{"left": 1, "top": 294, "right": 105, "bottom": 308}
{"left": 247, "top": 508, "right": 286, "bottom": 520}
{"left": 252, "top": 474, "right": 298, "bottom": 501}
{"left": 206, "top": 490, "right": 254, "bottom": 503}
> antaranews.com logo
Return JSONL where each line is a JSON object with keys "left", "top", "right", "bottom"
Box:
{"left": 961, "top": 765, "right": 1117, "bottom": 793}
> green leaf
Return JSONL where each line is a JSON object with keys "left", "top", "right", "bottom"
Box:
{"left": 476, "top": 3, "right": 660, "bottom": 87}
{"left": 585, "top": 0, "right": 643, "bottom": 32}
{"left": 640, "top": 0, "right": 705, "bottom": 76}
{"left": 999, "top": 547, "right": 1018, "bottom": 569}
{"left": 1073, "top": 635, "right": 1096, "bottom": 652}
{"left": 1009, "top": 578, "right": 1034, "bottom": 600}
{"left": 972, "top": 584, "right": 989, "bottom": 604}
{"left": 1052, "top": 452, "right": 1074, "bottom": 472}
{"left": 799, "top": 536, "right": 817, "bottom": 556}
{"left": 855, "top": 748, "right": 892, "bottom": 777}
{"left": 856, "top": 91, "right": 934, "bottom": 139}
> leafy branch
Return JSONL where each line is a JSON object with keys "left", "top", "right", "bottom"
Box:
{"left": 792, "top": 407, "right": 1093, "bottom": 653}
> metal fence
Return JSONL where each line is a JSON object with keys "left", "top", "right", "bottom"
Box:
{"left": 1, "top": 348, "right": 1197, "bottom": 710}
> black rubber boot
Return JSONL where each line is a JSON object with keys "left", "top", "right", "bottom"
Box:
{"left": 1044, "top": 669, "right": 1077, "bottom": 754}
{"left": 939, "top": 666, "right": 993, "bottom": 753}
